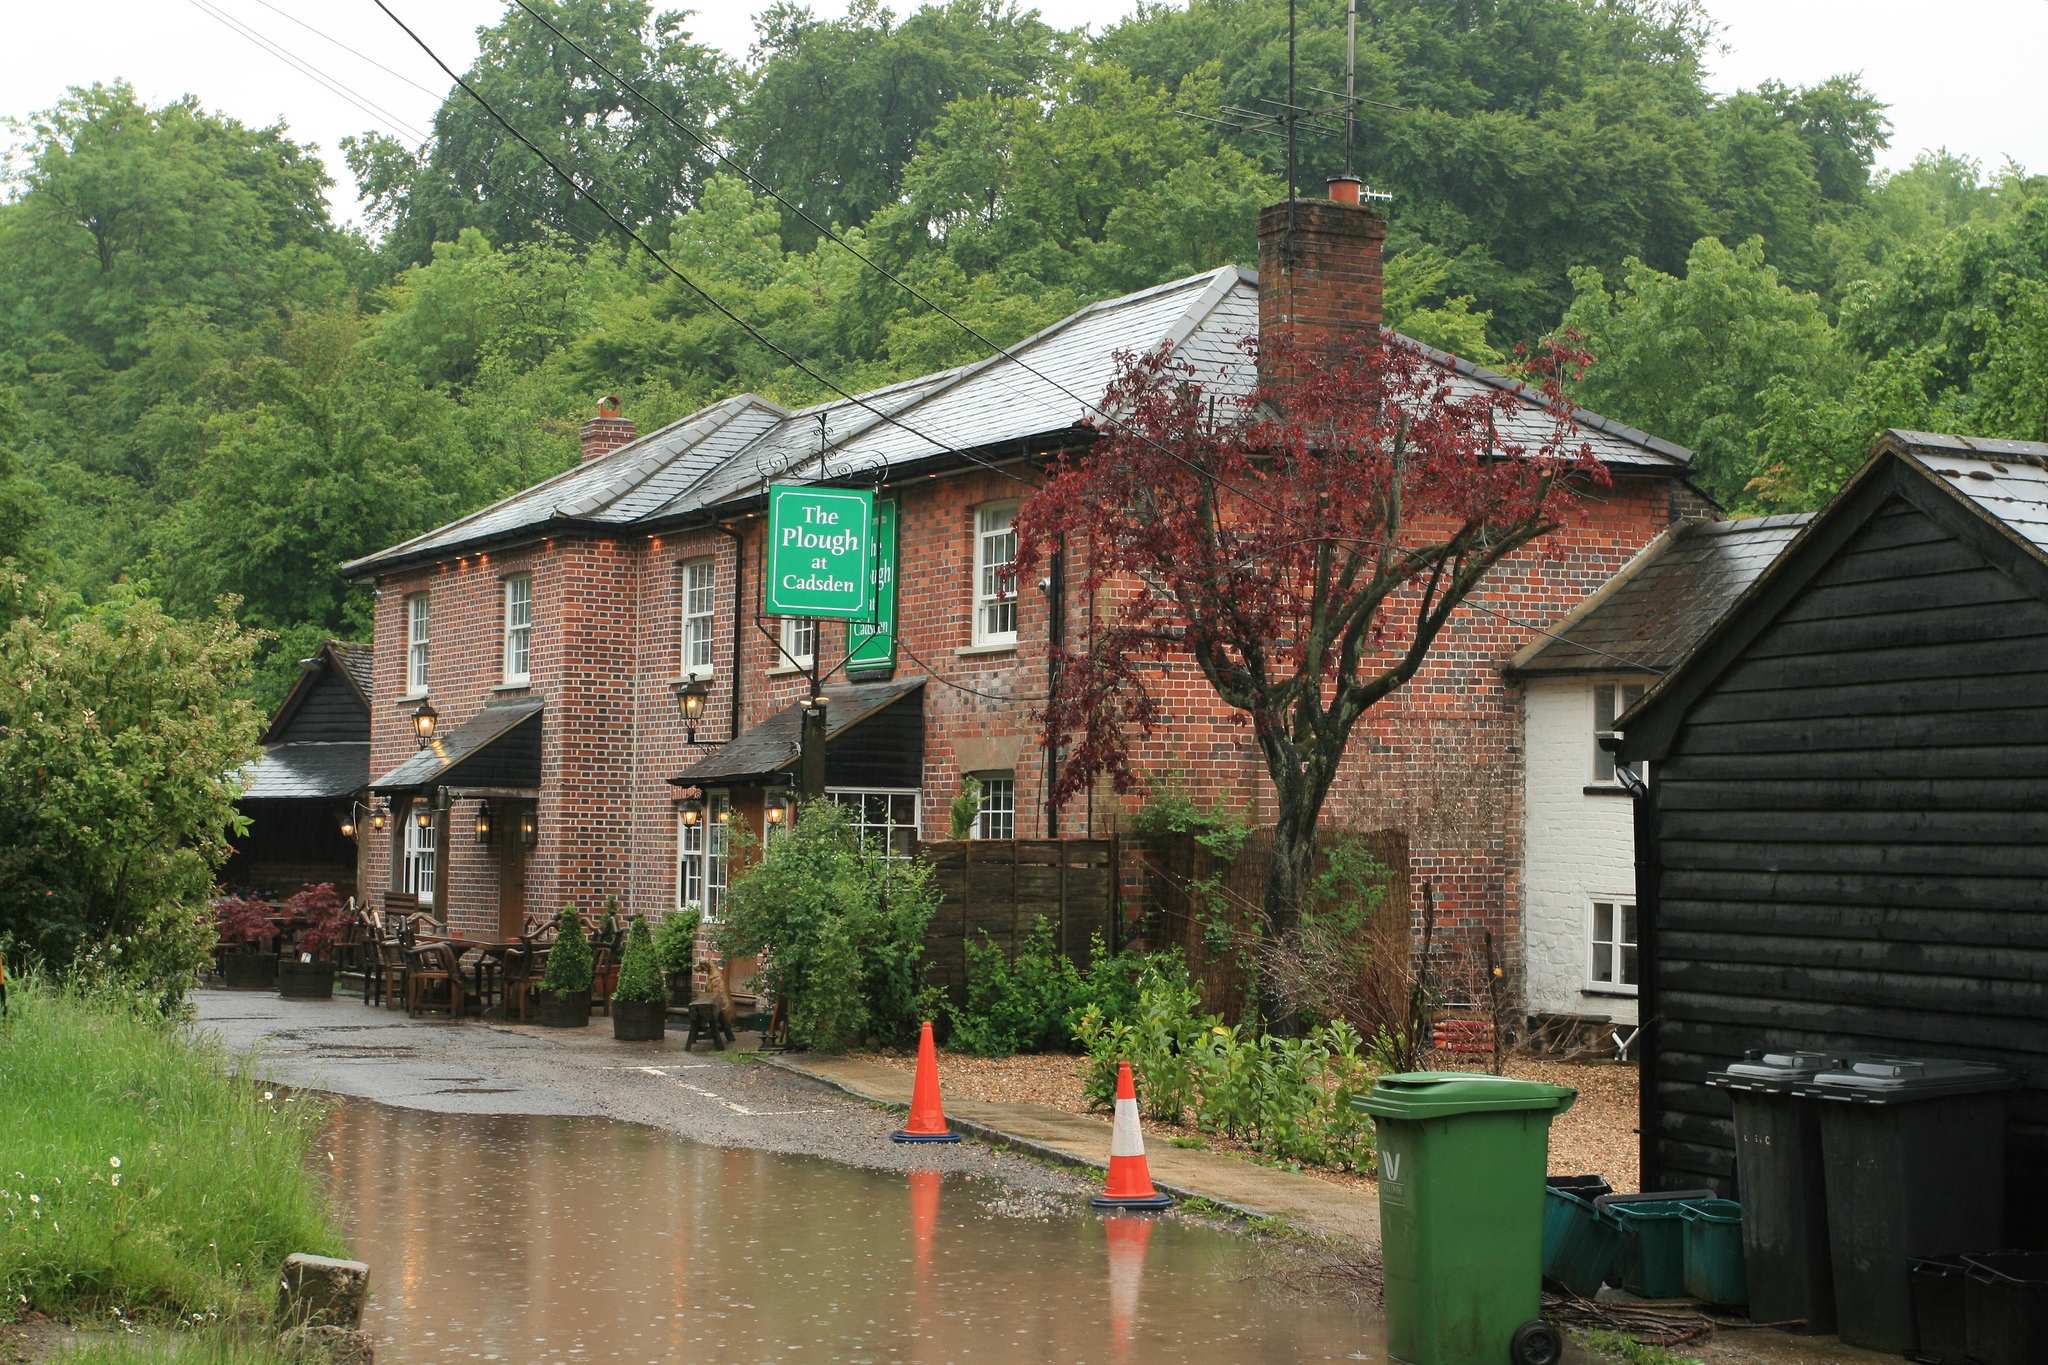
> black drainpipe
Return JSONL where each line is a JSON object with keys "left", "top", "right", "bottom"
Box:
{"left": 1044, "top": 533, "right": 1065, "bottom": 837}
{"left": 718, "top": 522, "right": 746, "bottom": 741}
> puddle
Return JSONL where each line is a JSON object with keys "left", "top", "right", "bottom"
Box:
{"left": 323, "top": 1098, "right": 1384, "bottom": 1363}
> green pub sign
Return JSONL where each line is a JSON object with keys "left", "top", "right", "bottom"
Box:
{"left": 766, "top": 486, "right": 874, "bottom": 619}
{"left": 847, "top": 499, "right": 897, "bottom": 671}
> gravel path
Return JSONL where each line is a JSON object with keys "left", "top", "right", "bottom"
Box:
{"left": 193, "top": 990, "right": 1094, "bottom": 1197}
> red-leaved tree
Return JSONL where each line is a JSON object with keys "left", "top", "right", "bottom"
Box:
{"left": 1015, "top": 333, "right": 1604, "bottom": 1030}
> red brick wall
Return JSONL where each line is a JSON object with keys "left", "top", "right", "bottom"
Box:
{"left": 361, "top": 464, "right": 1686, "bottom": 988}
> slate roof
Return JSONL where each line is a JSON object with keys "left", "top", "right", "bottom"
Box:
{"left": 343, "top": 267, "right": 1696, "bottom": 579}
{"left": 239, "top": 742, "right": 370, "bottom": 800}
{"left": 668, "top": 678, "right": 926, "bottom": 786}
{"left": 1511, "top": 515, "right": 1811, "bottom": 677}
{"left": 370, "top": 699, "right": 545, "bottom": 793}
{"left": 1887, "top": 430, "right": 2048, "bottom": 557}
{"left": 331, "top": 641, "right": 373, "bottom": 699}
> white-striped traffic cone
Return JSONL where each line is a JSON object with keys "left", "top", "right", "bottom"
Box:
{"left": 1091, "top": 1060, "right": 1173, "bottom": 1209}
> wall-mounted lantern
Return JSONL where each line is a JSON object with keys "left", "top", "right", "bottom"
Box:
{"left": 474, "top": 801, "right": 493, "bottom": 845}
{"left": 673, "top": 677, "right": 710, "bottom": 744}
{"left": 764, "top": 791, "right": 792, "bottom": 827}
{"left": 339, "top": 808, "right": 358, "bottom": 839}
{"left": 677, "top": 795, "right": 703, "bottom": 827}
{"left": 414, "top": 803, "right": 434, "bottom": 831}
{"left": 369, "top": 802, "right": 388, "bottom": 834}
{"left": 410, "top": 698, "right": 439, "bottom": 748}
{"left": 519, "top": 807, "right": 538, "bottom": 849}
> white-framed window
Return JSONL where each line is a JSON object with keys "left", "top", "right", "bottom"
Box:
{"left": 406, "top": 594, "right": 431, "bottom": 695}
{"left": 1588, "top": 897, "right": 1639, "bottom": 994}
{"left": 678, "top": 792, "right": 733, "bottom": 919}
{"left": 682, "top": 559, "right": 716, "bottom": 677}
{"left": 780, "top": 615, "right": 816, "bottom": 670}
{"left": 502, "top": 574, "right": 532, "bottom": 684}
{"left": 976, "top": 773, "right": 1015, "bottom": 840}
{"left": 829, "top": 788, "right": 920, "bottom": 859}
{"left": 403, "top": 800, "right": 437, "bottom": 906}
{"left": 1593, "top": 681, "right": 1647, "bottom": 783}
{"left": 973, "top": 502, "right": 1019, "bottom": 646}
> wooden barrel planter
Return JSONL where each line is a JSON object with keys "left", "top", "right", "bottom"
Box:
{"left": 277, "top": 960, "right": 335, "bottom": 1000}
{"left": 221, "top": 953, "right": 279, "bottom": 989}
{"left": 534, "top": 989, "right": 591, "bottom": 1028}
{"left": 612, "top": 1000, "right": 665, "bottom": 1042}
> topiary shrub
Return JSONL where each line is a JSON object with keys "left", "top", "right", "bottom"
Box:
{"left": 613, "top": 914, "right": 663, "bottom": 1004}
{"left": 541, "top": 903, "right": 593, "bottom": 994}
{"left": 655, "top": 905, "right": 699, "bottom": 979}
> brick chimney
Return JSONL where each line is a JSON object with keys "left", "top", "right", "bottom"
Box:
{"left": 1256, "top": 178, "right": 1387, "bottom": 384}
{"left": 580, "top": 395, "right": 637, "bottom": 463}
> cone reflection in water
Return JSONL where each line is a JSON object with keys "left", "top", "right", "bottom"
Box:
{"left": 1104, "top": 1213, "right": 1155, "bottom": 1358}
{"left": 908, "top": 1170, "right": 940, "bottom": 1280}
{"left": 893, "top": 1021, "right": 961, "bottom": 1143}
{"left": 1091, "top": 1060, "right": 1174, "bottom": 1208}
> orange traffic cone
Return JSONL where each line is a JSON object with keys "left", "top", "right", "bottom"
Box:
{"left": 892, "top": 1021, "right": 961, "bottom": 1143}
{"left": 1091, "top": 1061, "right": 1173, "bottom": 1209}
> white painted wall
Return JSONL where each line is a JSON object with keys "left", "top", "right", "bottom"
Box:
{"left": 1522, "top": 676, "right": 1641, "bottom": 1027}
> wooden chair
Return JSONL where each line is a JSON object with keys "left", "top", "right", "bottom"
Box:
{"left": 590, "top": 946, "right": 619, "bottom": 1017}
{"left": 374, "top": 936, "right": 410, "bottom": 1009}
{"left": 406, "top": 943, "right": 465, "bottom": 1020}
{"left": 500, "top": 947, "right": 547, "bottom": 1022}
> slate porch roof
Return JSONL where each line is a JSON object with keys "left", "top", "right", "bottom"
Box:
{"left": 667, "top": 677, "right": 926, "bottom": 787}
{"left": 369, "top": 699, "right": 545, "bottom": 794}
{"left": 1510, "top": 515, "right": 1811, "bottom": 678}
{"left": 343, "top": 267, "right": 1696, "bottom": 579}
{"left": 1885, "top": 429, "right": 2048, "bottom": 557}
{"left": 239, "top": 743, "right": 371, "bottom": 801}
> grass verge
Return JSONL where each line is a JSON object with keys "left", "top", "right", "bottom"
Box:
{"left": 1580, "top": 1328, "right": 1706, "bottom": 1365}
{"left": 1, "top": 983, "right": 342, "bottom": 1331}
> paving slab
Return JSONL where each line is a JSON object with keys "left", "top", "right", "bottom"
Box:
{"left": 766, "top": 1052, "right": 1382, "bottom": 1248}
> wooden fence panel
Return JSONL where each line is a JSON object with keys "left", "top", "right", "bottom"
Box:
{"left": 918, "top": 837, "right": 1120, "bottom": 1005}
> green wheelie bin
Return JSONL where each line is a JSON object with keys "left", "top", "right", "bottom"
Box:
{"left": 1355, "top": 1072, "right": 1577, "bottom": 1365}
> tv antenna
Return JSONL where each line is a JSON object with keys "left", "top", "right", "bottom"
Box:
{"left": 1179, "top": 0, "right": 1399, "bottom": 207}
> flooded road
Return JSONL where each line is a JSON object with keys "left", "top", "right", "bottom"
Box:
{"left": 324, "top": 1098, "right": 1383, "bottom": 1364}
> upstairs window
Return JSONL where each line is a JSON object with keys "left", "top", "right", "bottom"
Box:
{"left": 503, "top": 574, "right": 532, "bottom": 684}
{"left": 976, "top": 773, "right": 1015, "bottom": 840}
{"left": 682, "top": 559, "right": 715, "bottom": 677}
{"left": 973, "top": 503, "right": 1019, "bottom": 646}
{"left": 781, "top": 615, "right": 816, "bottom": 670}
{"left": 1593, "top": 681, "right": 1646, "bottom": 783}
{"left": 1588, "top": 897, "right": 1639, "bottom": 994}
{"left": 406, "top": 594, "right": 431, "bottom": 695}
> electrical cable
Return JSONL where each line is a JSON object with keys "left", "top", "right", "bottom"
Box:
{"left": 372, "top": 0, "right": 1036, "bottom": 494}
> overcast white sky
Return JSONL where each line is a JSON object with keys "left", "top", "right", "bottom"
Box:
{"left": 5, "top": 0, "right": 2044, "bottom": 224}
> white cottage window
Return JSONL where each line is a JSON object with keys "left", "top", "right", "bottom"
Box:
{"left": 1587, "top": 897, "right": 1639, "bottom": 994}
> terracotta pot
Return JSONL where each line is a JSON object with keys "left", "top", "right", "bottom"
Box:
{"left": 276, "top": 960, "right": 335, "bottom": 1000}
{"left": 222, "top": 952, "right": 279, "bottom": 989}
{"left": 534, "top": 989, "right": 591, "bottom": 1028}
{"left": 612, "top": 998, "right": 666, "bottom": 1042}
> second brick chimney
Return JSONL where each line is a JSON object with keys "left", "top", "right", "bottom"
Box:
{"left": 1256, "top": 179, "right": 1388, "bottom": 384}
{"left": 580, "top": 395, "right": 637, "bottom": 463}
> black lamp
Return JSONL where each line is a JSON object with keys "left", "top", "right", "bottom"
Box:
{"left": 369, "top": 802, "right": 388, "bottom": 834}
{"left": 474, "top": 801, "right": 493, "bottom": 845}
{"left": 677, "top": 795, "right": 703, "bottom": 827}
{"left": 764, "top": 790, "right": 792, "bottom": 827}
{"left": 410, "top": 698, "right": 439, "bottom": 748}
{"left": 414, "top": 804, "right": 433, "bottom": 831}
{"left": 673, "top": 676, "right": 710, "bottom": 744}
{"left": 339, "top": 808, "right": 358, "bottom": 839}
{"left": 519, "top": 808, "right": 538, "bottom": 848}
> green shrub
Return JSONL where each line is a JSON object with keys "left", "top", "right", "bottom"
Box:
{"left": 1072, "top": 960, "right": 1377, "bottom": 1170}
{"left": 948, "top": 777, "right": 982, "bottom": 840}
{"left": 716, "top": 801, "right": 938, "bottom": 1051}
{"left": 946, "top": 922, "right": 1154, "bottom": 1057}
{"left": 540, "top": 904, "right": 593, "bottom": 994}
{"left": 0, "top": 983, "right": 341, "bottom": 1321}
{"left": 612, "top": 915, "right": 663, "bottom": 1004}
{"left": 654, "top": 905, "right": 699, "bottom": 979}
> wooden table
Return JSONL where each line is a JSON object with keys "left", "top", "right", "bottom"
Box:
{"left": 419, "top": 938, "right": 523, "bottom": 1012}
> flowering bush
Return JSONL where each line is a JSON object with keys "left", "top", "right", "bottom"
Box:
{"left": 212, "top": 896, "right": 276, "bottom": 949}
{"left": 282, "top": 882, "right": 350, "bottom": 959}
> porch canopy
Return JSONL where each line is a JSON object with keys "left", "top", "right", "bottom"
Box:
{"left": 370, "top": 699, "right": 544, "bottom": 797}
{"left": 669, "top": 678, "right": 924, "bottom": 790}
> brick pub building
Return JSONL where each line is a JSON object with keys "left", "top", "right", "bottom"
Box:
{"left": 342, "top": 184, "right": 1710, "bottom": 1003}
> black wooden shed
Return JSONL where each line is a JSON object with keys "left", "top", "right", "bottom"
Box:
{"left": 1616, "top": 431, "right": 2048, "bottom": 1246}
{"left": 225, "top": 641, "right": 370, "bottom": 899}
